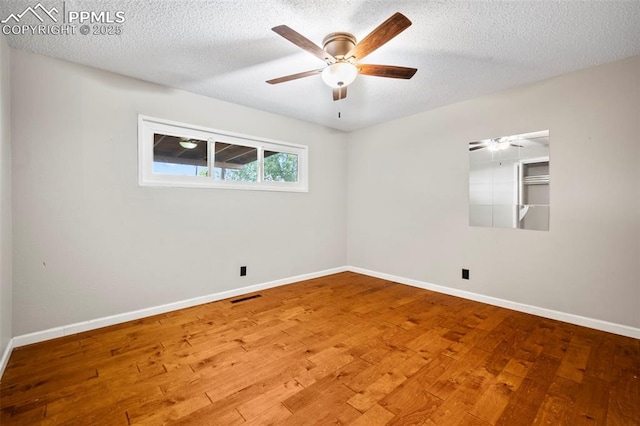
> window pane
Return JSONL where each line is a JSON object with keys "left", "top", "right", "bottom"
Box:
{"left": 214, "top": 142, "right": 258, "bottom": 182}
{"left": 263, "top": 151, "right": 298, "bottom": 182}
{"left": 153, "top": 133, "right": 208, "bottom": 177}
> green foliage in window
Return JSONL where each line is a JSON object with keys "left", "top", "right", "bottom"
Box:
{"left": 264, "top": 152, "right": 298, "bottom": 182}
{"left": 222, "top": 152, "right": 297, "bottom": 182}
{"left": 224, "top": 161, "right": 258, "bottom": 182}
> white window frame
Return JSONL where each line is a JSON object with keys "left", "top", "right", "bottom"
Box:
{"left": 138, "top": 115, "right": 309, "bottom": 192}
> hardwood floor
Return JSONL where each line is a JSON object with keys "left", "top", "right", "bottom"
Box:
{"left": 1, "top": 272, "right": 639, "bottom": 425}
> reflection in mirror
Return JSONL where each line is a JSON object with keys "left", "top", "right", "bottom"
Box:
{"left": 469, "top": 130, "right": 549, "bottom": 231}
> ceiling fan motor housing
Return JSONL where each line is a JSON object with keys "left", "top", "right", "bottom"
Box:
{"left": 322, "top": 32, "right": 356, "bottom": 59}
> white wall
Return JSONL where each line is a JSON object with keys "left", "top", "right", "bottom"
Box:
{"left": 8, "top": 47, "right": 640, "bottom": 339}
{"left": 11, "top": 50, "right": 347, "bottom": 336}
{"left": 0, "top": 37, "right": 12, "bottom": 359}
{"left": 348, "top": 55, "right": 640, "bottom": 329}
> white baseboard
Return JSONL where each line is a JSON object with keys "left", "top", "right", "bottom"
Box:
{"left": 0, "top": 337, "right": 14, "bottom": 379}
{"left": 12, "top": 266, "right": 348, "bottom": 349}
{"left": 348, "top": 266, "right": 640, "bottom": 339}
{"left": 5, "top": 264, "right": 638, "bottom": 377}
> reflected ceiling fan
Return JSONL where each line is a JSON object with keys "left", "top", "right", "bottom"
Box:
{"left": 266, "top": 12, "right": 417, "bottom": 101}
{"left": 469, "top": 137, "right": 523, "bottom": 152}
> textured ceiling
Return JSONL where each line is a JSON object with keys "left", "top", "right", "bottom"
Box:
{"left": 2, "top": 0, "right": 640, "bottom": 132}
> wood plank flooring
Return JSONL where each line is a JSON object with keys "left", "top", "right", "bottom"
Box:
{"left": 1, "top": 272, "right": 639, "bottom": 425}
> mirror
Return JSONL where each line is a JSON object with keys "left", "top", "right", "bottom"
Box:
{"left": 469, "top": 130, "right": 550, "bottom": 231}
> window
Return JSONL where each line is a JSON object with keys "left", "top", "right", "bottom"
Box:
{"left": 213, "top": 142, "right": 258, "bottom": 182}
{"left": 138, "top": 115, "right": 308, "bottom": 191}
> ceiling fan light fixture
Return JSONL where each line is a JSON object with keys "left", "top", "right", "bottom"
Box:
{"left": 321, "top": 62, "right": 358, "bottom": 88}
{"left": 486, "top": 138, "right": 511, "bottom": 152}
{"left": 179, "top": 139, "right": 198, "bottom": 149}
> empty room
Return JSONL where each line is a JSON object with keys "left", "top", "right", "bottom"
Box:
{"left": 0, "top": 1, "right": 639, "bottom": 424}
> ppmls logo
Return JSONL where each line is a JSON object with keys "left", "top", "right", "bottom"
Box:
{"left": 2, "top": 2, "right": 125, "bottom": 36}
{"left": 1, "top": 3, "right": 59, "bottom": 24}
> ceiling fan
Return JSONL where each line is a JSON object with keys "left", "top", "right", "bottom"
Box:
{"left": 469, "top": 137, "right": 523, "bottom": 152}
{"left": 266, "top": 12, "right": 417, "bottom": 101}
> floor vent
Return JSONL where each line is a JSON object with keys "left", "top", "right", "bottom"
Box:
{"left": 230, "top": 294, "right": 262, "bottom": 304}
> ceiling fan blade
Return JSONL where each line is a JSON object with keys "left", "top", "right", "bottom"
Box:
{"left": 469, "top": 146, "right": 486, "bottom": 151}
{"left": 345, "top": 12, "right": 412, "bottom": 61}
{"left": 358, "top": 64, "right": 417, "bottom": 79}
{"left": 333, "top": 86, "right": 347, "bottom": 101}
{"left": 469, "top": 141, "right": 487, "bottom": 146}
{"left": 510, "top": 143, "right": 524, "bottom": 148}
{"left": 266, "top": 68, "right": 324, "bottom": 84}
{"left": 272, "top": 25, "right": 336, "bottom": 64}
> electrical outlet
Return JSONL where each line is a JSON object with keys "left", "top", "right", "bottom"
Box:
{"left": 240, "top": 266, "right": 247, "bottom": 276}
{"left": 462, "top": 269, "right": 469, "bottom": 280}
